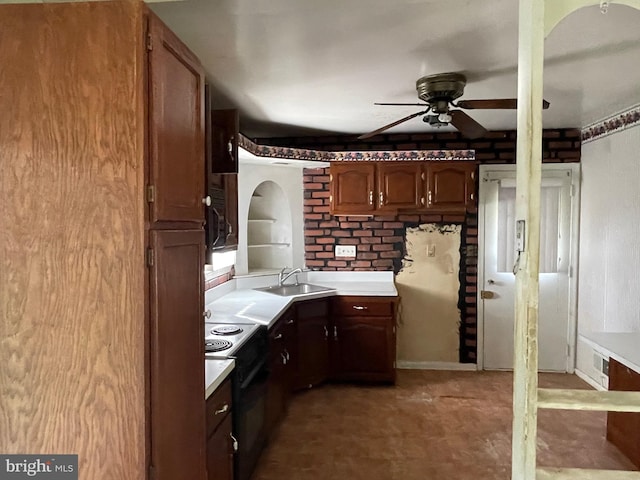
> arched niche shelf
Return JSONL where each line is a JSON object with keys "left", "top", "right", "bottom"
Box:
{"left": 246, "top": 181, "right": 293, "bottom": 273}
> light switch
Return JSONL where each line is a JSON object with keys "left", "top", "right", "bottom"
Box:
{"left": 427, "top": 244, "right": 436, "bottom": 257}
{"left": 335, "top": 245, "right": 356, "bottom": 257}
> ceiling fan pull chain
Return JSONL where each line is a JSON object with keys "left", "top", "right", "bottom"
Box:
{"left": 600, "top": 1, "right": 609, "bottom": 14}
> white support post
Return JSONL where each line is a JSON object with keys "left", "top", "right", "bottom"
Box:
{"left": 512, "top": 0, "right": 546, "bottom": 479}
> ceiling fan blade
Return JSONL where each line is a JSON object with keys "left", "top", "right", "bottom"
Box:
{"left": 374, "top": 102, "right": 429, "bottom": 107}
{"left": 449, "top": 110, "right": 488, "bottom": 139}
{"left": 457, "top": 98, "right": 550, "bottom": 110}
{"left": 358, "top": 110, "right": 429, "bottom": 140}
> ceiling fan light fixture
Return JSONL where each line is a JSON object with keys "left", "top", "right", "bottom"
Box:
{"left": 438, "top": 112, "right": 452, "bottom": 123}
{"left": 424, "top": 114, "right": 448, "bottom": 128}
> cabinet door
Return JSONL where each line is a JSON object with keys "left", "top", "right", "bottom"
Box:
{"left": 425, "top": 162, "right": 476, "bottom": 211}
{"left": 294, "top": 300, "right": 330, "bottom": 389}
{"left": 334, "top": 316, "right": 395, "bottom": 382}
{"left": 148, "top": 14, "right": 205, "bottom": 226}
{"left": 266, "top": 323, "right": 287, "bottom": 436}
{"left": 211, "top": 109, "right": 239, "bottom": 174}
{"left": 224, "top": 174, "right": 238, "bottom": 249}
{"left": 149, "top": 229, "right": 206, "bottom": 480}
{"left": 606, "top": 358, "right": 640, "bottom": 468}
{"left": 207, "top": 414, "right": 234, "bottom": 480}
{"left": 377, "top": 162, "right": 424, "bottom": 211}
{"left": 330, "top": 163, "right": 376, "bottom": 215}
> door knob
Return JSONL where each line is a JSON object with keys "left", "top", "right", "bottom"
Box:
{"left": 202, "top": 196, "right": 212, "bottom": 206}
{"left": 487, "top": 279, "right": 495, "bottom": 285}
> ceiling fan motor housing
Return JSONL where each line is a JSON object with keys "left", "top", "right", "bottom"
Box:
{"left": 416, "top": 72, "right": 467, "bottom": 109}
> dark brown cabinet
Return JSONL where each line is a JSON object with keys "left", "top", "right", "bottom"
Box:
{"left": 425, "top": 162, "right": 475, "bottom": 211}
{"left": 206, "top": 378, "right": 234, "bottom": 480}
{"left": 266, "top": 308, "right": 296, "bottom": 435}
{"left": 211, "top": 109, "right": 239, "bottom": 174}
{"left": 330, "top": 163, "right": 376, "bottom": 215}
{"left": 331, "top": 296, "right": 397, "bottom": 383}
{"left": 147, "top": 13, "right": 207, "bottom": 480}
{"left": 148, "top": 15, "right": 205, "bottom": 227}
{"left": 294, "top": 299, "right": 331, "bottom": 390}
{"left": 607, "top": 358, "right": 640, "bottom": 468}
{"left": 330, "top": 161, "right": 476, "bottom": 215}
{"left": 204, "top": 94, "right": 239, "bottom": 252}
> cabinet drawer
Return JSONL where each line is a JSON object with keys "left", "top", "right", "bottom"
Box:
{"left": 206, "top": 377, "right": 232, "bottom": 438}
{"left": 332, "top": 297, "right": 395, "bottom": 316}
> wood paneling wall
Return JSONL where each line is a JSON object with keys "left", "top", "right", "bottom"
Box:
{"left": 0, "top": 2, "right": 146, "bottom": 478}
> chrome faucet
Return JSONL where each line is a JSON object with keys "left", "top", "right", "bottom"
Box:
{"left": 278, "top": 267, "right": 302, "bottom": 286}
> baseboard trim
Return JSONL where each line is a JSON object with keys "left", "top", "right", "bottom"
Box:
{"left": 397, "top": 361, "right": 477, "bottom": 371}
{"left": 575, "top": 368, "right": 606, "bottom": 391}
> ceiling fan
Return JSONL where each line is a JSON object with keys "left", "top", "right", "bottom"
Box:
{"left": 358, "top": 72, "right": 550, "bottom": 140}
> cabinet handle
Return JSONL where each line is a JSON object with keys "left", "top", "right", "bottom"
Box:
{"left": 284, "top": 349, "right": 290, "bottom": 361}
{"left": 286, "top": 319, "right": 294, "bottom": 325}
{"left": 227, "top": 222, "right": 233, "bottom": 234}
{"left": 230, "top": 433, "right": 238, "bottom": 453}
{"left": 470, "top": 192, "right": 474, "bottom": 201}
{"left": 421, "top": 172, "right": 425, "bottom": 181}
{"left": 203, "top": 310, "right": 212, "bottom": 319}
{"left": 274, "top": 333, "right": 283, "bottom": 340}
{"left": 227, "top": 137, "right": 235, "bottom": 163}
{"left": 428, "top": 191, "right": 432, "bottom": 205}
{"left": 281, "top": 352, "right": 287, "bottom": 365}
{"left": 421, "top": 197, "right": 425, "bottom": 206}
{"left": 214, "top": 404, "right": 229, "bottom": 415}
{"left": 369, "top": 191, "right": 373, "bottom": 205}
{"left": 333, "top": 326, "right": 338, "bottom": 339}
{"left": 352, "top": 305, "right": 367, "bottom": 310}
{"left": 379, "top": 191, "right": 384, "bottom": 205}
{"left": 202, "top": 196, "right": 212, "bottom": 206}
{"left": 324, "top": 325, "right": 328, "bottom": 338}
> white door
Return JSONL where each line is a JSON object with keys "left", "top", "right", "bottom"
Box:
{"left": 480, "top": 167, "right": 575, "bottom": 372}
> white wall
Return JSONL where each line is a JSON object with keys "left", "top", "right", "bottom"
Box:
{"left": 578, "top": 125, "right": 640, "bottom": 335}
{"left": 576, "top": 124, "right": 640, "bottom": 387}
{"left": 236, "top": 162, "right": 305, "bottom": 275}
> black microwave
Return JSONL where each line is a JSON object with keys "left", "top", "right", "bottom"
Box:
{"left": 205, "top": 186, "right": 227, "bottom": 251}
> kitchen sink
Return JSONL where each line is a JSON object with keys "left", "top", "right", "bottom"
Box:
{"left": 255, "top": 283, "right": 335, "bottom": 297}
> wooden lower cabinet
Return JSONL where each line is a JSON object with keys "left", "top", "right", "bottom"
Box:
{"left": 294, "top": 299, "right": 330, "bottom": 390}
{"left": 207, "top": 414, "right": 234, "bottom": 480}
{"left": 266, "top": 308, "right": 296, "bottom": 435}
{"left": 331, "top": 296, "right": 397, "bottom": 383}
{"left": 206, "top": 378, "right": 234, "bottom": 480}
{"left": 606, "top": 358, "right": 640, "bottom": 468}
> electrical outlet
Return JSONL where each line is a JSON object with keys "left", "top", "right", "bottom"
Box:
{"left": 335, "top": 245, "right": 356, "bottom": 257}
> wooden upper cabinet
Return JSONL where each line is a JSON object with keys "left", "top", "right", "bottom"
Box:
{"left": 211, "top": 109, "right": 239, "bottom": 174}
{"left": 425, "top": 161, "right": 476, "bottom": 211}
{"left": 329, "top": 161, "right": 476, "bottom": 215}
{"left": 377, "top": 162, "right": 424, "bottom": 211}
{"left": 148, "top": 14, "right": 205, "bottom": 226}
{"left": 330, "top": 163, "right": 376, "bottom": 215}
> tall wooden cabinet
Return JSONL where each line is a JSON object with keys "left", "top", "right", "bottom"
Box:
{"left": 0, "top": 3, "right": 206, "bottom": 479}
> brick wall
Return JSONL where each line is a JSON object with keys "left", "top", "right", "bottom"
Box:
{"left": 261, "top": 128, "right": 580, "bottom": 363}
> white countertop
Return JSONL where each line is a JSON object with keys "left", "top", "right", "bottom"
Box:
{"left": 205, "top": 359, "right": 235, "bottom": 399}
{"left": 580, "top": 332, "right": 640, "bottom": 373}
{"left": 205, "top": 271, "right": 398, "bottom": 329}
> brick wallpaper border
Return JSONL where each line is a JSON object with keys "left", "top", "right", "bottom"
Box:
{"left": 240, "top": 133, "right": 475, "bottom": 162}
{"left": 582, "top": 103, "right": 640, "bottom": 144}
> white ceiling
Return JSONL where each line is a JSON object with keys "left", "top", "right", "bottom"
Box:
{"left": 150, "top": 0, "right": 640, "bottom": 138}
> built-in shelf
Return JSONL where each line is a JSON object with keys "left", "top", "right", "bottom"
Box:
{"left": 248, "top": 218, "right": 276, "bottom": 223}
{"left": 248, "top": 243, "right": 291, "bottom": 248}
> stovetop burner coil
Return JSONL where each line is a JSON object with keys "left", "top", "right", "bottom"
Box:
{"left": 205, "top": 339, "right": 233, "bottom": 352}
{"left": 211, "top": 325, "right": 243, "bottom": 336}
